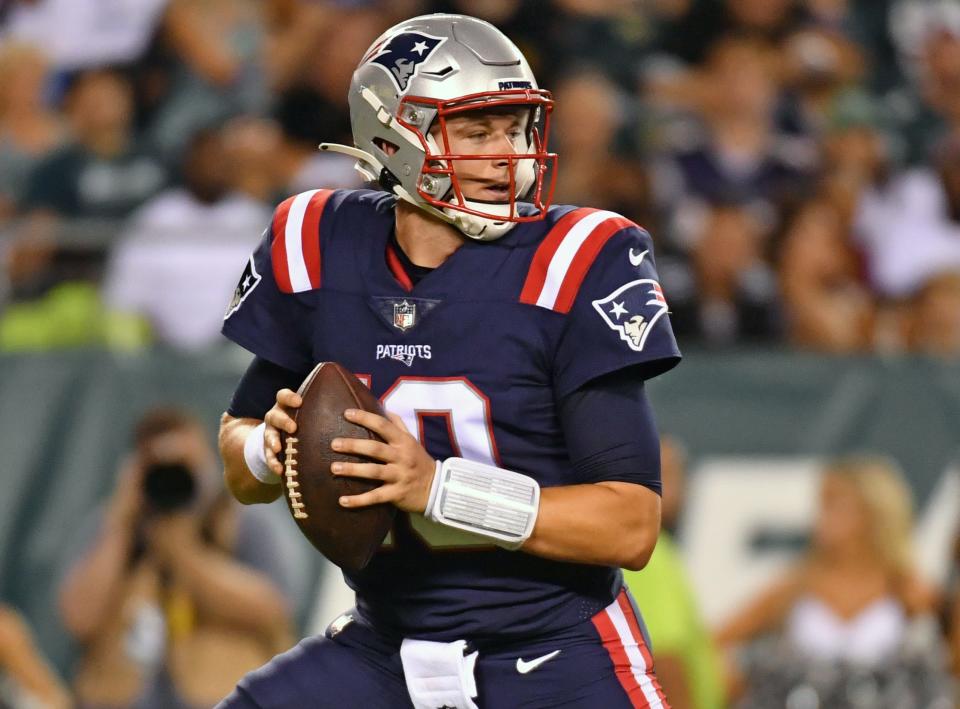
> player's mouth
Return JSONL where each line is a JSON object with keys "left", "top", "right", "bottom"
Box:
{"left": 478, "top": 181, "right": 511, "bottom": 201}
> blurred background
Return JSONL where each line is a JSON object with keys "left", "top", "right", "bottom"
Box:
{"left": 0, "top": 0, "right": 959, "bottom": 707}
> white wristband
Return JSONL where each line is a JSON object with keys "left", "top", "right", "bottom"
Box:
{"left": 243, "top": 422, "right": 280, "bottom": 485}
{"left": 424, "top": 457, "right": 540, "bottom": 550}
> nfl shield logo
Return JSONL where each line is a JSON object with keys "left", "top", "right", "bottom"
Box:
{"left": 393, "top": 300, "right": 416, "bottom": 331}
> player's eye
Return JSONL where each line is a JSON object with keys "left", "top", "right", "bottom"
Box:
{"left": 468, "top": 131, "right": 488, "bottom": 141}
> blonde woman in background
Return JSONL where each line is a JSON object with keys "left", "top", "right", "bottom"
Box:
{"left": 715, "top": 456, "right": 944, "bottom": 706}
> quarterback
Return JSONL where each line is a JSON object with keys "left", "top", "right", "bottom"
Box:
{"left": 217, "top": 13, "right": 678, "bottom": 709}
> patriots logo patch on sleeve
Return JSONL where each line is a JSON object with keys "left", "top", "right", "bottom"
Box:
{"left": 224, "top": 255, "right": 261, "bottom": 320}
{"left": 368, "top": 31, "right": 446, "bottom": 92}
{"left": 592, "top": 279, "right": 669, "bottom": 352}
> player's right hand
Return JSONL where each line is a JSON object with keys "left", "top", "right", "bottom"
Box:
{"left": 263, "top": 388, "right": 302, "bottom": 477}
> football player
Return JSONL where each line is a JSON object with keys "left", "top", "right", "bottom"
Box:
{"left": 217, "top": 13, "right": 679, "bottom": 709}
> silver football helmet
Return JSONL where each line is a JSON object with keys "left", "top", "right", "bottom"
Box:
{"left": 320, "top": 14, "right": 557, "bottom": 240}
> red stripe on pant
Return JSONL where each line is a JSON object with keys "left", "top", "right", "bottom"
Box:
{"left": 592, "top": 605, "right": 658, "bottom": 708}
{"left": 617, "top": 591, "right": 669, "bottom": 706}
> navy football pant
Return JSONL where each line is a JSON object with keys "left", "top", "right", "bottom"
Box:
{"left": 217, "top": 588, "right": 669, "bottom": 708}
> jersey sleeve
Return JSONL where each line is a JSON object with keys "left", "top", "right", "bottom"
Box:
{"left": 221, "top": 190, "right": 335, "bottom": 371}
{"left": 221, "top": 229, "right": 313, "bottom": 372}
{"left": 537, "top": 212, "right": 681, "bottom": 399}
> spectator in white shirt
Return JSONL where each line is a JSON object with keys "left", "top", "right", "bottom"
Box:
{"left": 103, "top": 127, "right": 270, "bottom": 351}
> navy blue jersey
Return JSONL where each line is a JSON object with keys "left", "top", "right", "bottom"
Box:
{"left": 222, "top": 188, "right": 680, "bottom": 645}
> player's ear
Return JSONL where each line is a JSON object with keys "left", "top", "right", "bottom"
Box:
{"left": 374, "top": 138, "right": 399, "bottom": 157}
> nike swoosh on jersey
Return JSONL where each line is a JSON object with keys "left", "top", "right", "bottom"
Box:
{"left": 629, "top": 249, "right": 649, "bottom": 267}
{"left": 516, "top": 649, "right": 561, "bottom": 674}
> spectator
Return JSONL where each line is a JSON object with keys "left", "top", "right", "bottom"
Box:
{"left": 269, "top": 5, "right": 384, "bottom": 164}
{"left": 536, "top": 0, "right": 666, "bottom": 90}
{"left": 655, "top": 0, "right": 803, "bottom": 65}
{"left": 716, "top": 455, "right": 947, "bottom": 707}
{"left": 652, "top": 36, "right": 815, "bottom": 254}
{"left": 623, "top": 436, "right": 726, "bottom": 709}
{"left": 0, "top": 604, "right": 71, "bottom": 709}
{"left": 58, "top": 407, "right": 294, "bottom": 709}
{"left": 0, "top": 0, "right": 168, "bottom": 75}
{"left": 146, "top": 0, "right": 270, "bottom": 158}
{"left": 0, "top": 68, "right": 166, "bottom": 350}
{"left": 20, "top": 68, "right": 167, "bottom": 221}
{"left": 270, "top": 87, "right": 366, "bottom": 198}
{"left": 779, "top": 26, "right": 866, "bottom": 139}
{"left": 854, "top": 134, "right": 960, "bottom": 299}
{"left": 817, "top": 90, "right": 892, "bottom": 222}
{"left": 905, "top": 269, "right": 960, "bottom": 357}
{"left": 779, "top": 201, "right": 875, "bottom": 352}
{"left": 0, "top": 42, "right": 65, "bottom": 224}
{"left": 102, "top": 127, "right": 270, "bottom": 351}
{"left": 663, "top": 204, "right": 782, "bottom": 346}
{"left": 885, "top": 0, "right": 960, "bottom": 165}
{"left": 219, "top": 116, "right": 286, "bottom": 204}
{"left": 550, "top": 68, "right": 652, "bottom": 225}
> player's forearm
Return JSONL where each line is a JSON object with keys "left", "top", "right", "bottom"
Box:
{"left": 522, "top": 481, "right": 661, "bottom": 570}
{"left": 219, "top": 413, "right": 283, "bottom": 505}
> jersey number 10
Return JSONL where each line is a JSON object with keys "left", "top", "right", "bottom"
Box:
{"left": 356, "top": 376, "right": 501, "bottom": 551}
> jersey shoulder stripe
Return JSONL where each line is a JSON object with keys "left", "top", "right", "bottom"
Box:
{"left": 271, "top": 189, "right": 334, "bottom": 293}
{"left": 520, "top": 208, "right": 635, "bottom": 313}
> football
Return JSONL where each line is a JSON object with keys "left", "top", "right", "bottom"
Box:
{"left": 280, "top": 362, "right": 395, "bottom": 571}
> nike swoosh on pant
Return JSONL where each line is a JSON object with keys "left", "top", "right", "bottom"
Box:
{"left": 516, "top": 649, "right": 561, "bottom": 674}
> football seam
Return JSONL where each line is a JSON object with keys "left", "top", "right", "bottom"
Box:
{"left": 332, "top": 364, "right": 365, "bottom": 411}
{"left": 284, "top": 435, "right": 307, "bottom": 519}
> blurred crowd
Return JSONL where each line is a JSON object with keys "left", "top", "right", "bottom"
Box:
{"left": 0, "top": 0, "right": 959, "bottom": 355}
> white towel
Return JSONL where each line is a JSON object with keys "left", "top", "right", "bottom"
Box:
{"left": 400, "top": 638, "right": 479, "bottom": 709}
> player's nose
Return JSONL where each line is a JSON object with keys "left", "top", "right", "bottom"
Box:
{"left": 492, "top": 131, "right": 520, "bottom": 167}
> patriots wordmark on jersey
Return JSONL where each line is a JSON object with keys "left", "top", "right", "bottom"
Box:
{"left": 222, "top": 188, "right": 680, "bottom": 644}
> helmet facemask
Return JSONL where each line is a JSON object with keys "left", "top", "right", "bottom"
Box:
{"left": 396, "top": 89, "right": 557, "bottom": 240}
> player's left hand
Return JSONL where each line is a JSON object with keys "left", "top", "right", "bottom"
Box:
{"left": 331, "top": 409, "right": 436, "bottom": 514}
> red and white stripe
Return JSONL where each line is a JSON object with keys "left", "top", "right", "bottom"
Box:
{"left": 592, "top": 590, "right": 669, "bottom": 708}
{"left": 520, "top": 208, "right": 635, "bottom": 313}
{"left": 271, "top": 189, "right": 332, "bottom": 293}
{"left": 648, "top": 282, "right": 667, "bottom": 307}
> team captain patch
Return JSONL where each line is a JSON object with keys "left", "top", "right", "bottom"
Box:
{"left": 592, "top": 279, "right": 668, "bottom": 352}
{"left": 225, "top": 255, "right": 262, "bottom": 319}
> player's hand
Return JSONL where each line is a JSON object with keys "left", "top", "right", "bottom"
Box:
{"left": 263, "top": 388, "right": 302, "bottom": 477}
{"left": 331, "top": 409, "right": 436, "bottom": 514}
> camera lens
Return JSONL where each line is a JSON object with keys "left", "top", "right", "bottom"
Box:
{"left": 142, "top": 462, "right": 196, "bottom": 513}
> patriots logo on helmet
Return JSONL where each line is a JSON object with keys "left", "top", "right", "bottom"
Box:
{"left": 368, "top": 31, "right": 445, "bottom": 92}
{"left": 592, "top": 279, "right": 669, "bottom": 352}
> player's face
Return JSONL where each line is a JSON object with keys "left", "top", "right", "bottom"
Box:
{"left": 430, "top": 109, "right": 528, "bottom": 202}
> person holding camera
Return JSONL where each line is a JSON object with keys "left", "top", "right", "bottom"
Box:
{"left": 58, "top": 408, "right": 294, "bottom": 709}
